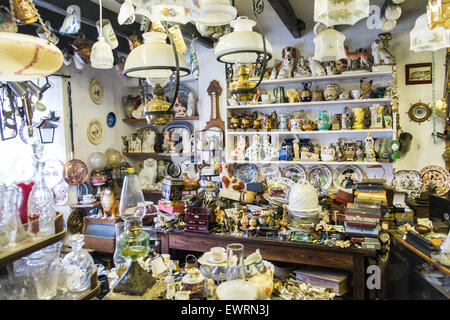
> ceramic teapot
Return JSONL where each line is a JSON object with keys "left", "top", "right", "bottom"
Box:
{"left": 324, "top": 84, "right": 340, "bottom": 101}
{"left": 300, "top": 82, "right": 312, "bottom": 102}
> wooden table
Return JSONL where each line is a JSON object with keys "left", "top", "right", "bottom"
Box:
{"left": 157, "top": 230, "right": 377, "bottom": 300}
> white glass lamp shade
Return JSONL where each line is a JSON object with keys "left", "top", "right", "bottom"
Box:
{"left": 314, "top": 0, "right": 369, "bottom": 27}
{"left": 410, "top": 14, "right": 450, "bottom": 52}
{"left": 87, "top": 152, "right": 107, "bottom": 170}
{"left": 313, "top": 29, "right": 346, "bottom": 61}
{"left": 136, "top": 0, "right": 200, "bottom": 25}
{"left": 196, "top": 0, "right": 237, "bottom": 26}
{"left": 215, "top": 17, "right": 273, "bottom": 64}
{"left": 123, "top": 31, "right": 190, "bottom": 83}
{"left": 91, "top": 36, "right": 114, "bottom": 69}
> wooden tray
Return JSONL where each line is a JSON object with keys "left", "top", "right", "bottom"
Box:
{"left": 0, "top": 213, "right": 66, "bottom": 268}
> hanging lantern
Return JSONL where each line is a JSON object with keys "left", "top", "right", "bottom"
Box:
{"left": 314, "top": 0, "right": 370, "bottom": 27}
{"left": 37, "top": 112, "right": 59, "bottom": 144}
{"left": 313, "top": 29, "right": 346, "bottom": 62}
{"left": 410, "top": 13, "right": 450, "bottom": 52}
{"left": 427, "top": 0, "right": 450, "bottom": 29}
{"left": 91, "top": 0, "right": 113, "bottom": 69}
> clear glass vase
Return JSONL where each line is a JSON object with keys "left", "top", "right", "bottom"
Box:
{"left": 61, "top": 234, "right": 94, "bottom": 293}
{"left": 226, "top": 243, "right": 246, "bottom": 281}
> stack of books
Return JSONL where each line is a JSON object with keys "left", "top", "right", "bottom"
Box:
{"left": 344, "top": 182, "right": 387, "bottom": 249}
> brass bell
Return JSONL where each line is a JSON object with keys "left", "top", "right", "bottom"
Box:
{"left": 11, "top": 0, "right": 38, "bottom": 25}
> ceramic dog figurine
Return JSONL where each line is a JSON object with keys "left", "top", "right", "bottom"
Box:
{"left": 371, "top": 39, "right": 395, "bottom": 65}
{"left": 360, "top": 79, "right": 373, "bottom": 99}
{"left": 344, "top": 46, "right": 370, "bottom": 69}
{"left": 293, "top": 56, "right": 311, "bottom": 78}
{"left": 309, "top": 56, "right": 327, "bottom": 76}
{"left": 230, "top": 135, "right": 246, "bottom": 161}
{"left": 141, "top": 130, "right": 156, "bottom": 153}
{"left": 245, "top": 135, "right": 262, "bottom": 161}
{"left": 276, "top": 47, "right": 296, "bottom": 79}
{"left": 219, "top": 163, "right": 245, "bottom": 191}
{"left": 262, "top": 135, "right": 278, "bottom": 161}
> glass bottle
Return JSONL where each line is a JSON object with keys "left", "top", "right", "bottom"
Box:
{"left": 113, "top": 167, "right": 155, "bottom": 295}
{"left": 27, "top": 141, "right": 56, "bottom": 238}
{"left": 61, "top": 234, "right": 94, "bottom": 293}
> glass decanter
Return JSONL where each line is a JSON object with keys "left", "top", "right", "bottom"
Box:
{"left": 113, "top": 167, "right": 155, "bottom": 296}
{"left": 61, "top": 234, "right": 94, "bottom": 293}
{"left": 27, "top": 141, "right": 56, "bottom": 237}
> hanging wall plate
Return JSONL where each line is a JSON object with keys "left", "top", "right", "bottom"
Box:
{"left": 87, "top": 119, "right": 104, "bottom": 144}
{"left": 407, "top": 102, "right": 431, "bottom": 123}
{"left": 89, "top": 78, "right": 105, "bottom": 105}
{"left": 107, "top": 112, "right": 116, "bottom": 127}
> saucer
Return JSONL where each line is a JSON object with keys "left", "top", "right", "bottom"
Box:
{"left": 80, "top": 198, "right": 96, "bottom": 204}
{"left": 206, "top": 254, "right": 226, "bottom": 264}
{"left": 198, "top": 252, "right": 236, "bottom": 267}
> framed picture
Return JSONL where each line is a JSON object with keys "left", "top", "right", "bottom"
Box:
{"left": 405, "top": 63, "right": 432, "bottom": 85}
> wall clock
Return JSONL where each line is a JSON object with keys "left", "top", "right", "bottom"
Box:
{"left": 87, "top": 119, "right": 104, "bottom": 144}
{"left": 89, "top": 78, "right": 104, "bottom": 105}
{"left": 407, "top": 102, "right": 431, "bottom": 123}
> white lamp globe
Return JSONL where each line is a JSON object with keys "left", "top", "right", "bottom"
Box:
{"left": 87, "top": 152, "right": 107, "bottom": 170}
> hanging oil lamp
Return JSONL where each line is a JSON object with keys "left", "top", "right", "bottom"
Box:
{"left": 143, "top": 84, "right": 173, "bottom": 125}
{"left": 229, "top": 64, "right": 256, "bottom": 103}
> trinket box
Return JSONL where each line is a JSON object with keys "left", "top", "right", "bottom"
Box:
{"left": 185, "top": 207, "right": 214, "bottom": 234}
{"left": 162, "top": 177, "right": 184, "bottom": 201}
{"left": 158, "top": 200, "right": 184, "bottom": 215}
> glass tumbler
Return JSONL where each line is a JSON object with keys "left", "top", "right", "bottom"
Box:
{"left": 226, "top": 243, "right": 246, "bottom": 282}
{"left": 25, "top": 251, "right": 61, "bottom": 300}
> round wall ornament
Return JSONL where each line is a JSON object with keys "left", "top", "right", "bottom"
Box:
{"left": 89, "top": 78, "right": 105, "bottom": 105}
{"left": 87, "top": 119, "right": 104, "bottom": 144}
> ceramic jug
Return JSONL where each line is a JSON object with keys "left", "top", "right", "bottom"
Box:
{"left": 279, "top": 113, "right": 289, "bottom": 131}
{"left": 300, "top": 82, "right": 312, "bottom": 102}
{"left": 324, "top": 84, "right": 340, "bottom": 101}
{"left": 317, "top": 111, "right": 330, "bottom": 130}
{"left": 273, "top": 86, "right": 285, "bottom": 104}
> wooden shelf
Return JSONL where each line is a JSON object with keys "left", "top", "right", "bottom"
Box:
{"left": 227, "top": 160, "right": 393, "bottom": 166}
{"left": 122, "top": 116, "right": 200, "bottom": 123}
{"left": 226, "top": 98, "right": 391, "bottom": 110}
{"left": 226, "top": 128, "right": 394, "bottom": 136}
{"left": 123, "top": 152, "right": 198, "bottom": 157}
{"left": 0, "top": 213, "right": 66, "bottom": 268}
{"left": 258, "top": 71, "right": 393, "bottom": 86}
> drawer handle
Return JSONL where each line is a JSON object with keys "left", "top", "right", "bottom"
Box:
{"left": 194, "top": 215, "right": 199, "bottom": 219}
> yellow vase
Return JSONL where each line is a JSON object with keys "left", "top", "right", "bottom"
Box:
{"left": 352, "top": 107, "right": 365, "bottom": 130}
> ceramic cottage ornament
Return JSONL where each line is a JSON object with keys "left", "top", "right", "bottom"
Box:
{"left": 138, "top": 158, "right": 158, "bottom": 190}
{"left": 245, "top": 135, "right": 262, "bottom": 161}
{"left": 262, "top": 135, "right": 278, "bottom": 161}
{"left": 141, "top": 130, "right": 156, "bottom": 153}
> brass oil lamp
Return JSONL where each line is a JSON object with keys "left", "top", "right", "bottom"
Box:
{"left": 229, "top": 64, "right": 256, "bottom": 103}
{"left": 143, "top": 83, "right": 173, "bottom": 125}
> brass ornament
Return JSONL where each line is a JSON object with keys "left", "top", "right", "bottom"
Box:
{"left": 11, "top": 0, "right": 37, "bottom": 25}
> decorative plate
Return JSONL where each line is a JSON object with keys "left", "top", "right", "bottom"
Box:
{"left": 67, "top": 209, "right": 85, "bottom": 234}
{"left": 333, "top": 165, "right": 365, "bottom": 193}
{"left": 282, "top": 165, "right": 307, "bottom": 183}
{"left": 52, "top": 182, "right": 68, "bottom": 206}
{"left": 419, "top": 165, "right": 450, "bottom": 196}
{"left": 263, "top": 180, "right": 291, "bottom": 205}
{"left": 259, "top": 164, "right": 281, "bottom": 184}
{"left": 43, "top": 159, "right": 64, "bottom": 188}
{"left": 392, "top": 170, "right": 424, "bottom": 195}
{"left": 19, "top": 121, "right": 38, "bottom": 144}
{"left": 307, "top": 165, "right": 333, "bottom": 190}
{"left": 161, "top": 121, "right": 194, "bottom": 135}
{"left": 87, "top": 119, "right": 104, "bottom": 145}
{"left": 107, "top": 112, "right": 116, "bottom": 127}
{"left": 77, "top": 181, "right": 93, "bottom": 201}
{"left": 89, "top": 78, "right": 104, "bottom": 105}
{"left": 63, "top": 159, "right": 88, "bottom": 186}
{"left": 234, "top": 164, "right": 259, "bottom": 184}
{"left": 164, "top": 83, "right": 192, "bottom": 108}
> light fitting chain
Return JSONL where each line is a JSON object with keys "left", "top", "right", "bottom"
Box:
{"left": 27, "top": 0, "right": 52, "bottom": 43}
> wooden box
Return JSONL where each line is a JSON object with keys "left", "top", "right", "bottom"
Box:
{"left": 185, "top": 207, "right": 214, "bottom": 234}
{"left": 294, "top": 266, "right": 350, "bottom": 296}
{"left": 158, "top": 200, "right": 184, "bottom": 214}
{"left": 162, "top": 178, "right": 183, "bottom": 201}
{"left": 82, "top": 216, "right": 121, "bottom": 253}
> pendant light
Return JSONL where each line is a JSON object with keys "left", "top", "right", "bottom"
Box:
{"left": 91, "top": 0, "right": 114, "bottom": 69}
{"left": 314, "top": 0, "right": 370, "bottom": 27}
{"left": 313, "top": 28, "right": 346, "bottom": 62}
{"left": 410, "top": 13, "right": 450, "bottom": 52}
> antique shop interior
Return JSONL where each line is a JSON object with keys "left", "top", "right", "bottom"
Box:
{"left": 0, "top": 0, "right": 449, "bottom": 302}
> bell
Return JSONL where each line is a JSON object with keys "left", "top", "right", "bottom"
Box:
{"left": 11, "top": 0, "right": 38, "bottom": 25}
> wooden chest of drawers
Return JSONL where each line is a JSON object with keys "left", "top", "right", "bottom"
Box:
{"left": 185, "top": 207, "right": 214, "bottom": 234}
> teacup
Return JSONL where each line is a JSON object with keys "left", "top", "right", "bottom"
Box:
{"left": 210, "top": 247, "right": 225, "bottom": 262}
{"left": 82, "top": 194, "right": 95, "bottom": 203}
{"left": 96, "top": 19, "right": 118, "bottom": 49}
{"left": 118, "top": 0, "right": 135, "bottom": 25}
{"left": 59, "top": 5, "right": 80, "bottom": 35}
{"left": 351, "top": 89, "right": 361, "bottom": 100}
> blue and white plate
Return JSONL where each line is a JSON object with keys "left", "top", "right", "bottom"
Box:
{"left": 234, "top": 164, "right": 259, "bottom": 184}
{"left": 77, "top": 181, "right": 93, "bottom": 201}
{"left": 107, "top": 112, "right": 116, "bottom": 127}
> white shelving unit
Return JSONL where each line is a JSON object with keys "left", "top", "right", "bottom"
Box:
{"left": 225, "top": 70, "right": 397, "bottom": 175}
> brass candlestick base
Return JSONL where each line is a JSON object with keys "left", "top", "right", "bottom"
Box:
{"left": 113, "top": 260, "right": 156, "bottom": 296}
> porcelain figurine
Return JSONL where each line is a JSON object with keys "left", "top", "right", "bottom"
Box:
{"left": 364, "top": 132, "right": 377, "bottom": 161}
{"left": 356, "top": 146, "right": 364, "bottom": 161}
{"left": 363, "top": 107, "right": 371, "bottom": 129}
{"left": 300, "top": 82, "right": 312, "bottom": 102}
{"left": 121, "top": 136, "right": 129, "bottom": 153}
{"left": 326, "top": 61, "right": 339, "bottom": 75}
{"left": 245, "top": 135, "right": 262, "bottom": 161}
{"left": 380, "top": 138, "right": 390, "bottom": 160}
{"left": 182, "top": 130, "right": 192, "bottom": 154}
{"left": 360, "top": 79, "right": 373, "bottom": 99}
{"left": 287, "top": 89, "right": 300, "bottom": 103}
{"left": 141, "top": 130, "right": 156, "bottom": 153}
{"left": 219, "top": 163, "right": 245, "bottom": 191}
{"left": 344, "top": 106, "right": 354, "bottom": 130}
{"left": 371, "top": 39, "right": 395, "bottom": 67}
{"left": 186, "top": 92, "right": 197, "bottom": 117}
{"left": 101, "top": 187, "right": 118, "bottom": 219}
{"left": 138, "top": 158, "right": 158, "bottom": 190}
{"left": 128, "top": 133, "right": 141, "bottom": 153}
{"left": 230, "top": 135, "right": 246, "bottom": 161}
{"left": 163, "top": 130, "right": 172, "bottom": 153}
{"left": 173, "top": 96, "right": 187, "bottom": 118}
{"left": 344, "top": 46, "right": 370, "bottom": 70}
{"left": 277, "top": 47, "right": 296, "bottom": 79}
{"left": 335, "top": 140, "right": 344, "bottom": 161}
{"left": 262, "top": 135, "right": 278, "bottom": 161}
{"left": 321, "top": 145, "right": 336, "bottom": 161}
{"left": 324, "top": 84, "right": 339, "bottom": 101}
{"left": 352, "top": 107, "right": 365, "bottom": 130}
{"left": 309, "top": 56, "right": 327, "bottom": 76}
{"left": 293, "top": 138, "right": 300, "bottom": 161}
{"left": 293, "top": 56, "right": 311, "bottom": 78}
{"left": 279, "top": 112, "right": 290, "bottom": 131}
{"left": 318, "top": 111, "right": 330, "bottom": 130}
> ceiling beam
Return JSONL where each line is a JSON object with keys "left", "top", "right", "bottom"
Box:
{"left": 267, "top": 0, "right": 305, "bottom": 39}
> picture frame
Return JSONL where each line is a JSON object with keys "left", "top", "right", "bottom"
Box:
{"left": 405, "top": 63, "right": 432, "bottom": 85}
